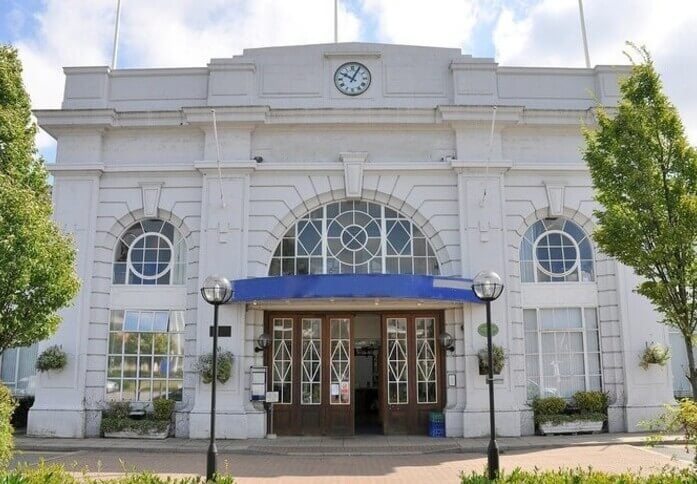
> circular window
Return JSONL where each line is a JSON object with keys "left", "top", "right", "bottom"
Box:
{"left": 127, "top": 233, "right": 174, "bottom": 280}
{"left": 533, "top": 230, "right": 579, "bottom": 277}
{"left": 327, "top": 209, "right": 381, "bottom": 266}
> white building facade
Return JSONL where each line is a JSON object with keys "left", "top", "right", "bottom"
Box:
{"left": 24, "top": 43, "right": 678, "bottom": 439}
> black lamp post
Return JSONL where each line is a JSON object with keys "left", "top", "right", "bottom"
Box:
{"left": 200, "top": 274, "right": 233, "bottom": 482}
{"left": 471, "top": 270, "right": 504, "bottom": 481}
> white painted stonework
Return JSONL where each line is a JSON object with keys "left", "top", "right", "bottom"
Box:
{"left": 27, "top": 43, "right": 675, "bottom": 439}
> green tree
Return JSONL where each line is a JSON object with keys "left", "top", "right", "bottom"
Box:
{"left": 584, "top": 45, "right": 697, "bottom": 398}
{"left": 0, "top": 44, "right": 80, "bottom": 352}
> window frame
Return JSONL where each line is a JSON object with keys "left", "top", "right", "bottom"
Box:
{"left": 524, "top": 307, "right": 603, "bottom": 400}
{"left": 520, "top": 218, "right": 595, "bottom": 284}
{"left": 269, "top": 201, "right": 440, "bottom": 276}
{"left": 0, "top": 344, "right": 38, "bottom": 396}
{"left": 112, "top": 219, "right": 187, "bottom": 286}
{"left": 105, "top": 309, "right": 185, "bottom": 402}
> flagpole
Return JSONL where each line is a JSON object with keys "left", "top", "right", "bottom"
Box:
{"left": 111, "top": 0, "right": 122, "bottom": 69}
{"left": 578, "top": 0, "right": 591, "bottom": 68}
{"left": 334, "top": 0, "right": 338, "bottom": 43}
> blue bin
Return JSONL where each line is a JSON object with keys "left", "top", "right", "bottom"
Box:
{"left": 428, "top": 412, "right": 445, "bottom": 437}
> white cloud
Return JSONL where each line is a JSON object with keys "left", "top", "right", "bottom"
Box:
{"left": 14, "top": 0, "right": 362, "bottom": 153}
{"left": 361, "top": 0, "right": 480, "bottom": 49}
{"left": 493, "top": 0, "right": 697, "bottom": 143}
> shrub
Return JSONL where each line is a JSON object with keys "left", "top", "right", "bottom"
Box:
{"left": 531, "top": 396, "right": 566, "bottom": 417}
{"left": 152, "top": 398, "right": 175, "bottom": 421}
{"left": 2, "top": 461, "right": 236, "bottom": 483}
{"left": 573, "top": 391, "right": 609, "bottom": 414}
{"left": 104, "top": 401, "right": 130, "bottom": 419}
{"left": 460, "top": 467, "right": 697, "bottom": 483}
{"left": 640, "top": 342, "right": 671, "bottom": 370}
{"left": 35, "top": 345, "right": 68, "bottom": 372}
{"left": 195, "top": 350, "right": 234, "bottom": 384}
{"left": 642, "top": 398, "right": 697, "bottom": 464}
{"left": 0, "top": 384, "right": 16, "bottom": 468}
{"left": 100, "top": 416, "right": 169, "bottom": 435}
{"left": 477, "top": 345, "right": 505, "bottom": 375}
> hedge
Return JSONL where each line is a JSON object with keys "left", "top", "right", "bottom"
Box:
{"left": 460, "top": 467, "right": 697, "bottom": 483}
{"left": 2, "top": 462, "right": 236, "bottom": 483}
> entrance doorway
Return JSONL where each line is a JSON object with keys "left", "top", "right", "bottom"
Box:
{"left": 265, "top": 311, "right": 444, "bottom": 436}
{"left": 354, "top": 314, "right": 381, "bottom": 434}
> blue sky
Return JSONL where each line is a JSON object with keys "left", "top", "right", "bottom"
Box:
{"left": 1, "top": 0, "right": 695, "bottom": 163}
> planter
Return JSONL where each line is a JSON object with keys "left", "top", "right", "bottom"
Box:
{"left": 104, "top": 424, "right": 170, "bottom": 440}
{"left": 539, "top": 419, "right": 603, "bottom": 435}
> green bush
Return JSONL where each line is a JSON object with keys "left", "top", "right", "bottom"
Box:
{"left": 152, "top": 398, "right": 175, "bottom": 421}
{"left": 100, "top": 416, "right": 169, "bottom": 435}
{"left": 642, "top": 398, "right": 697, "bottom": 463}
{"left": 573, "top": 391, "right": 608, "bottom": 414}
{"left": 0, "top": 385, "right": 16, "bottom": 468}
{"left": 2, "top": 461, "right": 236, "bottom": 483}
{"left": 535, "top": 412, "right": 607, "bottom": 426}
{"left": 104, "top": 401, "right": 130, "bottom": 419}
{"left": 460, "top": 467, "right": 697, "bottom": 483}
{"left": 531, "top": 396, "right": 566, "bottom": 416}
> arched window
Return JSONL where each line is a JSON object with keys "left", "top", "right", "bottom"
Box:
{"left": 269, "top": 201, "right": 440, "bottom": 276}
{"left": 113, "top": 219, "right": 186, "bottom": 285}
{"left": 520, "top": 218, "right": 594, "bottom": 283}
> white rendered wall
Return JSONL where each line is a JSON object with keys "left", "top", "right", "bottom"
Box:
{"left": 32, "top": 43, "right": 669, "bottom": 439}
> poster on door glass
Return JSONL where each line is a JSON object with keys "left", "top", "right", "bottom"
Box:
{"left": 340, "top": 381, "right": 350, "bottom": 404}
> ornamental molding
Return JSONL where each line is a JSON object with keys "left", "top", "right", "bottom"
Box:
{"left": 339, "top": 151, "right": 368, "bottom": 199}
{"left": 544, "top": 183, "right": 566, "bottom": 217}
{"left": 139, "top": 182, "right": 163, "bottom": 217}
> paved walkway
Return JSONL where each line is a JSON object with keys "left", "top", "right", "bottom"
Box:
{"left": 11, "top": 443, "right": 693, "bottom": 483}
{"left": 15, "top": 432, "right": 684, "bottom": 456}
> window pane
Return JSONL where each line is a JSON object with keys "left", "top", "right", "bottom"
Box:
{"left": 330, "top": 319, "right": 350, "bottom": 405}
{"left": 416, "top": 318, "right": 437, "bottom": 404}
{"left": 386, "top": 318, "right": 408, "bottom": 404}
{"left": 269, "top": 202, "right": 440, "bottom": 276}
{"left": 301, "top": 318, "right": 321, "bottom": 405}
{"left": 106, "top": 309, "right": 185, "bottom": 402}
{"left": 272, "top": 318, "right": 293, "bottom": 404}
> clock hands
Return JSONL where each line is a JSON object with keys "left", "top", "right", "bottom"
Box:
{"left": 349, "top": 67, "right": 361, "bottom": 83}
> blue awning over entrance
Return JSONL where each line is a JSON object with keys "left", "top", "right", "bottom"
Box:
{"left": 231, "top": 274, "right": 482, "bottom": 304}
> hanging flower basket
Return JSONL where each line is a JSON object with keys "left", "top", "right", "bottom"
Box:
{"left": 639, "top": 342, "right": 670, "bottom": 370}
{"left": 477, "top": 345, "right": 505, "bottom": 375}
{"left": 195, "top": 349, "right": 234, "bottom": 384}
{"left": 35, "top": 345, "right": 68, "bottom": 372}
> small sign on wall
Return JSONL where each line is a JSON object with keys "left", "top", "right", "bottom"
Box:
{"left": 477, "top": 323, "right": 499, "bottom": 337}
{"left": 250, "top": 366, "right": 267, "bottom": 401}
{"left": 265, "top": 391, "right": 280, "bottom": 403}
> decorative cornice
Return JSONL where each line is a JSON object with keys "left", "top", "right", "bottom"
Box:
{"left": 451, "top": 161, "right": 512, "bottom": 175}
{"left": 194, "top": 161, "right": 258, "bottom": 175}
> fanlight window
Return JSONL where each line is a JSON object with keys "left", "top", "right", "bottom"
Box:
{"left": 520, "top": 218, "right": 594, "bottom": 283}
{"left": 113, "top": 219, "right": 186, "bottom": 285}
{"left": 269, "top": 201, "right": 440, "bottom": 276}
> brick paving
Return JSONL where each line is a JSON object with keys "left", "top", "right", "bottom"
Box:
{"left": 11, "top": 442, "right": 693, "bottom": 483}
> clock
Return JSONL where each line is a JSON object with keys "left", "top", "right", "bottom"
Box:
{"left": 334, "top": 62, "right": 371, "bottom": 96}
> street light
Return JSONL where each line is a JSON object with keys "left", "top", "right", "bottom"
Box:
{"left": 471, "top": 270, "right": 504, "bottom": 481}
{"left": 200, "top": 274, "right": 233, "bottom": 482}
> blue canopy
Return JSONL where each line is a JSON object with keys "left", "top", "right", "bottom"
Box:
{"left": 231, "top": 273, "right": 481, "bottom": 304}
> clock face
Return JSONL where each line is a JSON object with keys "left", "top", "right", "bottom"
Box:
{"left": 334, "top": 62, "right": 371, "bottom": 96}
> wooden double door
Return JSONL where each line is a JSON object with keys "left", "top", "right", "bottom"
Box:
{"left": 266, "top": 312, "right": 444, "bottom": 436}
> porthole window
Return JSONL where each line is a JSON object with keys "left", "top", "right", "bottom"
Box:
{"left": 113, "top": 219, "right": 186, "bottom": 285}
{"left": 269, "top": 201, "right": 440, "bottom": 276}
{"left": 520, "top": 219, "right": 594, "bottom": 283}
